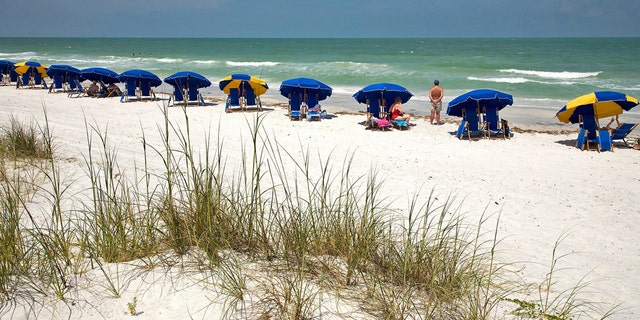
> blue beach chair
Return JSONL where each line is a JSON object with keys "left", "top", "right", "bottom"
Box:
{"left": 139, "top": 80, "right": 155, "bottom": 100}
{"left": 121, "top": 79, "right": 138, "bottom": 102}
{"left": 456, "top": 106, "right": 484, "bottom": 140}
{"left": 483, "top": 106, "right": 506, "bottom": 139}
{"left": 305, "top": 93, "right": 320, "bottom": 121}
{"left": 289, "top": 92, "right": 303, "bottom": 120}
{"left": 243, "top": 86, "right": 262, "bottom": 111}
{"left": 579, "top": 115, "right": 612, "bottom": 152}
{"left": 168, "top": 86, "right": 185, "bottom": 106}
{"left": 225, "top": 87, "right": 242, "bottom": 112}
{"left": 610, "top": 123, "right": 638, "bottom": 147}
{"left": 187, "top": 85, "right": 205, "bottom": 105}
{"left": 365, "top": 98, "right": 392, "bottom": 130}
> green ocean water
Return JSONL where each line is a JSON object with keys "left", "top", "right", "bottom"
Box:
{"left": 2, "top": 37, "right": 639, "bottom": 123}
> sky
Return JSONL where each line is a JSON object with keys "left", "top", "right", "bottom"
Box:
{"left": 0, "top": 0, "right": 638, "bottom": 38}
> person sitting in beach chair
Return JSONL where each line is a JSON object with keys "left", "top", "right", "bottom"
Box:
{"left": 107, "top": 83, "right": 121, "bottom": 98}
{"left": 87, "top": 81, "right": 100, "bottom": 97}
{"left": 389, "top": 97, "right": 410, "bottom": 129}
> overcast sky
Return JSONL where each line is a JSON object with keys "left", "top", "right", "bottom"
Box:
{"left": 0, "top": 0, "right": 637, "bottom": 38}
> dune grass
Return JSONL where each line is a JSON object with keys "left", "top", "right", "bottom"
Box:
{"left": 0, "top": 106, "right": 622, "bottom": 319}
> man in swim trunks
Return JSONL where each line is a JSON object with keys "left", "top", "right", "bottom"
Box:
{"left": 429, "top": 79, "right": 443, "bottom": 125}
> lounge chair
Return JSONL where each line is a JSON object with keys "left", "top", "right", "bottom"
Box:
{"left": 456, "top": 106, "right": 484, "bottom": 140}
{"left": 121, "top": 79, "right": 138, "bottom": 102}
{"left": 19, "top": 73, "right": 30, "bottom": 88}
{"left": 138, "top": 80, "right": 155, "bottom": 100}
{"left": 365, "top": 98, "right": 392, "bottom": 130}
{"left": 610, "top": 123, "right": 638, "bottom": 147}
{"left": 33, "top": 72, "right": 47, "bottom": 89}
{"left": 120, "top": 78, "right": 139, "bottom": 102}
{"left": 305, "top": 93, "right": 320, "bottom": 121}
{"left": 578, "top": 115, "right": 612, "bottom": 152}
{"left": 67, "top": 79, "right": 86, "bottom": 98}
{"left": 225, "top": 87, "right": 242, "bottom": 112}
{"left": 187, "top": 85, "right": 205, "bottom": 106}
{"left": 483, "top": 106, "right": 507, "bottom": 139}
{"left": 243, "top": 86, "right": 262, "bottom": 111}
{"left": 49, "top": 74, "right": 64, "bottom": 93}
{"left": 168, "top": 86, "right": 186, "bottom": 106}
{"left": 288, "top": 92, "right": 303, "bottom": 120}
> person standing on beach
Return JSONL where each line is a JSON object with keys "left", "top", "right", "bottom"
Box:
{"left": 429, "top": 80, "right": 443, "bottom": 125}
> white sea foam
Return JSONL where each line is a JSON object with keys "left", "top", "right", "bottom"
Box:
{"left": 0, "top": 51, "right": 37, "bottom": 58}
{"left": 155, "top": 58, "right": 182, "bottom": 64}
{"left": 193, "top": 60, "right": 219, "bottom": 65}
{"left": 468, "top": 76, "right": 532, "bottom": 84}
{"left": 226, "top": 61, "right": 279, "bottom": 67}
{"left": 499, "top": 69, "right": 601, "bottom": 79}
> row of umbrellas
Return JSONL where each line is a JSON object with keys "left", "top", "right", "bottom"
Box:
{"left": 3, "top": 60, "right": 637, "bottom": 125}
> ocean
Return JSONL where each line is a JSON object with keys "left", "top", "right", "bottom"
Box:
{"left": 2, "top": 37, "right": 640, "bottom": 126}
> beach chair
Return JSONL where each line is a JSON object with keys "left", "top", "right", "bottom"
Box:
{"left": 121, "top": 79, "right": 138, "bottom": 102}
{"left": 33, "top": 72, "right": 47, "bottom": 89}
{"left": 19, "top": 73, "right": 30, "bottom": 88}
{"left": 365, "top": 98, "right": 392, "bottom": 130}
{"left": 67, "top": 79, "right": 86, "bottom": 98}
{"left": 305, "top": 93, "right": 320, "bottom": 121}
{"left": 288, "top": 92, "right": 303, "bottom": 120}
{"left": 187, "top": 85, "right": 205, "bottom": 106}
{"left": 139, "top": 80, "right": 156, "bottom": 100}
{"left": 483, "top": 106, "right": 506, "bottom": 139}
{"left": 610, "top": 123, "right": 638, "bottom": 147}
{"left": 243, "top": 86, "right": 262, "bottom": 111}
{"left": 225, "top": 87, "right": 242, "bottom": 112}
{"left": 456, "top": 107, "right": 484, "bottom": 140}
{"left": 579, "top": 115, "right": 612, "bottom": 152}
{"left": 49, "top": 73, "right": 64, "bottom": 93}
{"left": 168, "top": 86, "right": 186, "bottom": 106}
{"left": 67, "top": 75, "right": 79, "bottom": 92}
{"left": 501, "top": 119, "right": 512, "bottom": 139}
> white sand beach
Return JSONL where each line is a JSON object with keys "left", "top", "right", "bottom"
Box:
{"left": 1, "top": 86, "right": 639, "bottom": 319}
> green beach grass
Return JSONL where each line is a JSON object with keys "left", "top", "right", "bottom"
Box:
{"left": 0, "top": 106, "right": 621, "bottom": 319}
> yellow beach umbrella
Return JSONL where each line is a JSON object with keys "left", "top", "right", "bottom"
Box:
{"left": 219, "top": 73, "right": 268, "bottom": 96}
{"left": 556, "top": 91, "right": 639, "bottom": 124}
{"left": 14, "top": 61, "right": 48, "bottom": 77}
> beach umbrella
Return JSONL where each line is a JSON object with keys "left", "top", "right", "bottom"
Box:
{"left": 81, "top": 67, "right": 120, "bottom": 84}
{"left": 164, "top": 71, "right": 211, "bottom": 88}
{"left": 279, "top": 77, "right": 332, "bottom": 101}
{"left": 14, "top": 61, "right": 48, "bottom": 77}
{"left": 446, "top": 89, "right": 513, "bottom": 117}
{"left": 556, "top": 91, "right": 639, "bottom": 124}
{"left": 46, "top": 64, "right": 82, "bottom": 78}
{"left": 0, "top": 60, "right": 18, "bottom": 82}
{"left": 118, "top": 69, "right": 162, "bottom": 87}
{"left": 352, "top": 82, "right": 413, "bottom": 105}
{"left": 0, "top": 60, "right": 15, "bottom": 74}
{"left": 218, "top": 73, "right": 268, "bottom": 96}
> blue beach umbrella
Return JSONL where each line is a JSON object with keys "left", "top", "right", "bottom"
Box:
{"left": 0, "top": 60, "right": 18, "bottom": 81}
{"left": 118, "top": 69, "right": 162, "bottom": 87}
{"left": 81, "top": 67, "right": 120, "bottom": 84}
{"left": 447, "top": 89, "right": 513, "bottom": 117}
{"left": 0, "top": 60, "right": 15, "bottom": 74}
{"left": 164, "top": 71, "right": 211, "bottom": 88}
{"left": 353, "top": 82, "right": 413, "bottom": 105}
{"left": 46, "top": 64, "right": 82, "bottom": 78}
{"left": 556, "top": 91, "right": 639, "bottom": 124}
{"left": 279, "top": 77, "right": 332, "bottom": 101}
